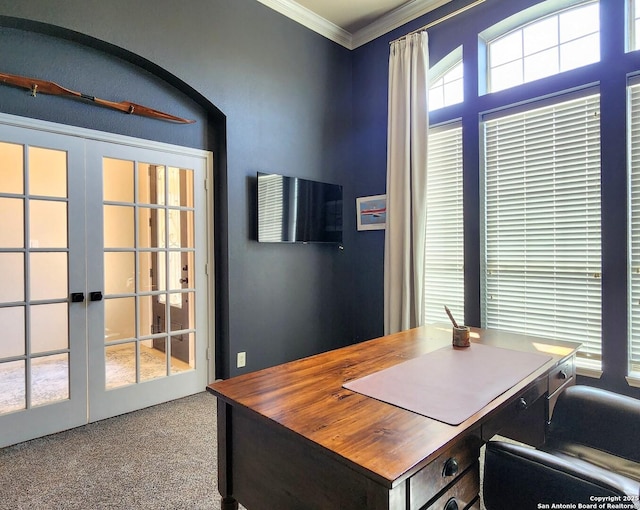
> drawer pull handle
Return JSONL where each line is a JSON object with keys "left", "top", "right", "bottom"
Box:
{"left": 442, "top": 457, "right": 459, "bottom": 477}
{"left": 517, "top": 397, "right": 528, "bottom": 411}
{"left": 444, "top": 497, "right": 459, "bottom": 510}
{"left": 559, "top": 370, "right": 568, "bottom": 380}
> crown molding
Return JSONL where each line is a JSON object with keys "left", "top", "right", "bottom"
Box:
{"left": 255, "top": 0, "right": 353, "bottom": 49}
{"left": 352, "top": 0, "right": 452, "bottom": 48}
{"left": 256, "top": 0, "right": 452, "bottom": 50}
{"left": 258, "top": 0, "right": 452, "bottom": 50}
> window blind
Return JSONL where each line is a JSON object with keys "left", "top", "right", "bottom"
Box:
{"left": 628, "top": 82, "right": 640, "bottom": 376}
{"left": 424, "top": 121, "right": 464, "bottom": 324}
{"left": 482, "top": 93, "right": 601, "bottom": 370}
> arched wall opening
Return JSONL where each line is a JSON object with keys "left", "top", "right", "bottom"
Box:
{"left": 0, "top": 16, "right": 229, "bottom": 380}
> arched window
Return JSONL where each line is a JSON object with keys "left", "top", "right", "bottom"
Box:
{"left": 429, "top": 47, "right": 463, "bottom": 111}
{"left": 484, "top": 1, "right": 599, "bottom": 93}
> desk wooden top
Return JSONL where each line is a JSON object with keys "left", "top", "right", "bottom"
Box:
{"left": 207, "top": 325, "right": 580, "bottom": 488}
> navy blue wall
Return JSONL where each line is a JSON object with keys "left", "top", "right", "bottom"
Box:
{"left": 351, "top": 0, "right": 640, "bottom": 397}
{"left": 0, "top": 0, "right": 354, "bottom": 379}
{"left": 4, "top": 0, "right": 640, "bottom": 397}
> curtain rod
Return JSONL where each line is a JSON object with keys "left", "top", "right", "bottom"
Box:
{"left": 390, "top": 0, "right": 486, "bottom": 44}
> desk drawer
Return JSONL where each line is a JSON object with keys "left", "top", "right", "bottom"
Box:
{"left": 423, "top": 463, "right": 479, "bottom": 510}
{"left": 481, "top": 375, "right": 547, "bottom": 443}
{"left": 409, "top": 435, "right": 481, "bottom": 510}
{"left": 549, "top": 356, "right": 575, "bottom": 395}
{"left": 467, "top": 499, "right": 481, "bottom": 510}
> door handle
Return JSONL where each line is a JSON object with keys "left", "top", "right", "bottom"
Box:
{"left": 90, "top": 291, "right": 103, "bottom": 302}
{"left": 70, "top": 292, "right": 85, "bottom": 303}
{"left": 179, "top": 277, "right": 188, "bottom": 284}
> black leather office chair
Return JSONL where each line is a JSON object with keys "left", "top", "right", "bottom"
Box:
{"left": 483, "top": 385, "right": 640, "bottom": 510}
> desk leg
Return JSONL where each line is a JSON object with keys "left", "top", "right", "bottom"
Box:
{"left": 217, "top": 400, "right": 238, "bottom": 510}
{"left": 221, "top": 497, "right": 238, "bottom": 510}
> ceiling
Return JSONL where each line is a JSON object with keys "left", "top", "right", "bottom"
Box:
{"left": 295, "top": 0, "right": 419, "bottom": 33}
{"left": 256, "top": 0, "right": 455, "bottom": 49}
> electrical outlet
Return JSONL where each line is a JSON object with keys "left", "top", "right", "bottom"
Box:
{"left": 237, "top": 351, "right": 246, "bottom": 368}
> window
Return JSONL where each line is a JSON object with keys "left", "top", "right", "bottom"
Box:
{"left": 429, "top": 61, "right": 463, "bottom": 112}
{"left": 429, "top": 47, "right": 463, "bottom": 112}
{"left": 482, "top": 92, "right": 602, "bottom": 373}
{"left": 424, "top": 121, "right": 464, "bottom": 323}
{"left": 487, "top": 1, "right": 599, "bottom": 93}
{"left": 628, "top": 80, "right": 640, "bottom": 378}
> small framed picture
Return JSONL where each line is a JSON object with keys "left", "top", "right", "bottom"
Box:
{"left": 356, "top": 194, "right": 386, "bottom": 231}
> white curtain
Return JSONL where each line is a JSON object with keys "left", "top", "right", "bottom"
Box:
{"left": 384, "top": 32, "right": 429, "bottom": 335}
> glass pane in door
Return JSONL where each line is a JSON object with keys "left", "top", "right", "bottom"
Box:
{"left": 105, "top": 342, "right": 136, "bottom": 389}
{"left": 104, "top": 206, "right": 135, "bottom": 248}
{"left": 105, "top": 297, "right": 136, "bottom": 342}
{"left": 104, "top": 252, "right": 135, "bottom": 294}
{"left": 103, "top": 158, "right": 134, "bottom": 202}
{"left": 0, "top": 253, "right": 24, "bottom": 302}
{"left": 0, "top": 198, "right": 24, "bottom": 247}
{"left": 29, "top": 147, "right": 67, "bottom": 197}
{"left": 30, "top": 303, "right": 68, "bottom": 354}
{"left": 30, "top": 200, "right": 67, "bottom": 248}
{"left": 0, "top": 360, "right": 25, "bottom": 413}
{"left": 30, "top": 253, "right": 68, "bottom": 300}
{"left": 0, "top": 141, "right": 24, "bottom": 194}
{"left": 138, "top": 164, "right": 165, "bottom": 205}
{"left": 31, "top": 354, "right": 69, "bottom": 407}
{"left": 0, "top": 306, "right": 25, "bottom": 358}
{"left": 140, "top": 338, "right": 167, "bottom": 382}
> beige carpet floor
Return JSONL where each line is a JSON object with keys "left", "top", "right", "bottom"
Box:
{"left": 0, "top": 392, "right": 248, "bottom": 510}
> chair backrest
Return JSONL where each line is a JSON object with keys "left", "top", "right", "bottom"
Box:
{"left": 548, "top": 385, "right": 640, "bottom": 463}
{"left": 484, "top": 441, "right": 630, "bottom": 510}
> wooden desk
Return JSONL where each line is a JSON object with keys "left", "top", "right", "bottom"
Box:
{"left": 207, "top": 325, "right": 580, "bottom": 510}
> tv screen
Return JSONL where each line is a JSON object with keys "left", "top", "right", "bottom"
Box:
{"left": 257, "top": 172, "right": 343, "bottom": 243}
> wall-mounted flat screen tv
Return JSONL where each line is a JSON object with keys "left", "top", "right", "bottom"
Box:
{"left": 257, "top": 172, "right": 343, "bottom": 243}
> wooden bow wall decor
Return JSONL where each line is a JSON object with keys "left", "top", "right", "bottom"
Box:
{"left": 0, "top": 71, "right": 196, "bottom": 124}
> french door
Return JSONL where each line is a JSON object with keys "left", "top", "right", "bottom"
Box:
{"left": 0, "top": 115, "right": 212, "bottom": 447}
{"left": 0, "top": 125, "right": 88, "bottom": 447}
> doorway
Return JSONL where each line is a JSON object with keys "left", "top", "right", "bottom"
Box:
{"left": 0, "top": 115, "right": 213, "bottom": 447}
